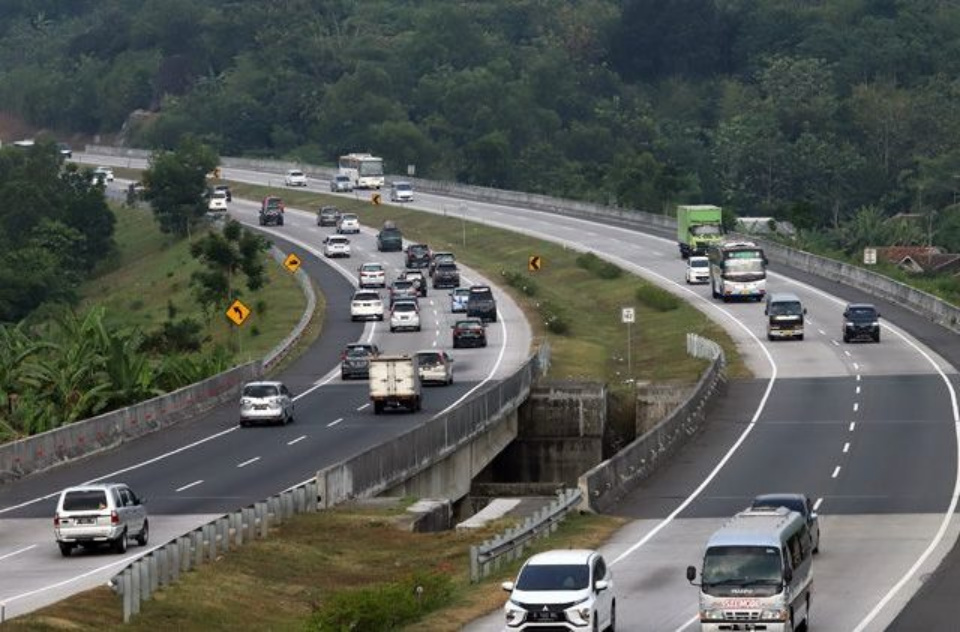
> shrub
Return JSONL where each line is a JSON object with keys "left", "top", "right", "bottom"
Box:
{"left": 537, "top": 299, "right": 570, "bottom": 334}
{"left": 500, "top": 269, "right": 538, "bottom": 296}
{"left": 311, "top": 572, "right": 454, "bottom": 632}
{"left": 635, "top": 284, "right": 680, "bottom": 311}
{"left": 576, "top": 252, "right": 623, "bottom": 279}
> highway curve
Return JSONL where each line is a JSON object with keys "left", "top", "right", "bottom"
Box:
{"left": 0, "top": 170, "right": 532, "bottom": 619}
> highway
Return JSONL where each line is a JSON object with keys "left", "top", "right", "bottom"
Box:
{"left": 0, "top": 170, "right": 532, "bottom": 618}
{"left": 68, "top": 153, "right": 960, "bottom": 630}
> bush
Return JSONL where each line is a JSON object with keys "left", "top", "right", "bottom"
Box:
{"left": 537, "top": 299, "right": 570, "bottom": 334}
{"left": 142, "top": 317, "right": 207, "bottom": 353}
{"left": 500, "top": 269, "right": 538, "bottom": 296}
{"left": 575, "top": 252, "right": 623, "bottom": 279}
{"left": 311, "top": 572, "right": 454, "bottom": 632}
{"left": 635, "top": 284, "right": 680, "bottom": 311}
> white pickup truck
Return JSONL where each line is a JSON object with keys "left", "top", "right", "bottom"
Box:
{"left": 369, "top": 355, "right": 422, "bottom": 414}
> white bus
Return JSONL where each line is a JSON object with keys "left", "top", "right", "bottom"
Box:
{"left": 687, "top": 506, "right": 813, "bottom": 632}
{"left": 338, "top": 153, "right": 384, "bottom": 190}
{"left": 707, "top": 240, "right": 768, "bottom": 302}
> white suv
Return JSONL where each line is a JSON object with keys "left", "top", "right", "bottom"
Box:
{"left": 359, "top": 262, "right": 387, "bottom": 288}
{"left": 284, "top": 169, "right": 308, "bottom": 187}
{"left": 322, "top": 235, "right": 351, "bottom": 258}
{"left": 390, "top": 181, "right": 414, "bottom": 202}
{"left": 239, "top": 381, "right": 295, "bottom": 426}
{"left": 54, "top": 483, "right": 149, "bottom": 556}
{"left": 502, "top": 549, "right": 615, "bottom": 631}
{"left": 389, "top": 299, "right": 421, "bottom": 332}
{"left": 337, "top": 213, "right": 361, "bottom": 234}
{"left": 351, "top": 290, "right": 384, "bottom": 321}
{"left": 685, "top": 255, "right": 710, "bottom": 284}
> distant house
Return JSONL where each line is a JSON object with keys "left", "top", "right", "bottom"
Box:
{"left": 874, "top": 246, "right": 960, "bottom": 274}
{"left": 736, "top": 217, "right": 797, "bottom": 236}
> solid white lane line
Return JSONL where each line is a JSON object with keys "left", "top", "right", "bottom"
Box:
{"left": 0, "top": 544, "right": 37, "bottom": 563}
{"left": 237, "top": 457, "right": 260, "bottom": 468}
{"left": 854, "top": 402, "right": 860, "bottom": 412}
{"left": 832, "top": 466, "right": 841, "bottom": 479}
{"left": 843, "top": 442, "right": 850, "bottom": 453}
{"left": 850, "top": 422, "right": 857, "bottom": 431}
{"left": 175, "top": 480, "right": 204, "bottom": 493}
{"left": 287, "top": 435, "right": 307, "bottom": 445}
{"left": 0, "top": 425, "right": 239, "bottom": 515}
{"left": 326, "top": 418, "right": 344, "bottom": 428}
{"left": 356, "top": 403, "right": 370, "bottom": 411}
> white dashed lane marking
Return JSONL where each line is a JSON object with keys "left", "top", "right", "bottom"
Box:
{"left": 287, "top": 435, "right": 307, "bottom": 445}
{"left": 236, "top": 457, "right": 260, "bottom": 468}
{"left": 175, "top": 480, "right": 204, "bottom": 493}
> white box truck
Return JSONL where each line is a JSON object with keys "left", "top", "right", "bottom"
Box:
{"left": 369, "top": 354, "right": 422, "bottom": 414}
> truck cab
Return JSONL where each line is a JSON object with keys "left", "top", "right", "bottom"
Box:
{"left": 765, "top": 293, "right": 806, "bottom": 341}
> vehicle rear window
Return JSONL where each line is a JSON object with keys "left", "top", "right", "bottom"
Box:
{"left": 354, "top": 292, "right": 379, "bottom": 301}
{"left": 394, "top": 281, "right": 414, "bottom": 289}
{"left": 457, "top": 321, "right": 482, "bottom": 329}
{"left": 243, "top": 384, "right": 279, "bottom": 398}
{"left": 849, "top": 307, "right": 877, "bottom": 318}
{"left": 63, "top": 490, "right": 108, "bottom": 511}
{"left": 417, "top": 353, "right": 442, "bottom": 364}
{"left": 346, "top": 346, "right": 372, "bottom": 357}
{"left": 394, "top": 302, "right": 417, "bottom": 312}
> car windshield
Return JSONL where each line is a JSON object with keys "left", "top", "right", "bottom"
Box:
{"left": 329, "top": 237, "right": 348, "bottom": 245}
{"left": 409, "top": 245, "right": 428, "bottom": 254}
{"left": 437, "top": 264, "right": 457, "bottom": 272}
{"left": 335, "top": 175, "right": 349, "bottom": 182}
{"left": 265, "top": 199, "right": 282, "bottom": 209}
{"left": 362, "top": 264, "right": 383, "bottom": 272}
{"left": 724, "top": 259, "right": 765, "bottom": 274}
{"left": 768, "top": 301, "right": 802, "bottom": 316}
{"left": 394, "top": 302, "right": 417, "bottom": 312}
{"left": 63, "top": 490, "right": 108, "bottom": 511}
{"left": 515, "top": 564, "right": 589, "bottom": 591}
{"left": 690, "top": 259, "right": 709, "bottom": 268}
{"left": 394, "top": 281, "right": 414, "bottom": 289}
{"left": 417, "top": 353, "right": 442, "bottom": 365}
{"left": 359, "top": 161, "right": 384, "bottom": 176}
{"left": 289, "top": 171, "right": 303, "bottom": 176}
{"left": 435, "top": 254, "right": 454, "bottom": 262}
{"left": 470, "top": 289, "right": 493, "bottom": 300}
{"left": 702, "top": 546, "right": 783, "bottom": 586}
{"left": 243, "top": 384, "right": 279, "bottom": 398}
{"left": 396, "top": 183, "right": 412, "bottom": 191}
{"left": 342, "top": 214, "right": 358, "bottom": 221}
{"left": 346, "top": 346, "right": 372, "bottom": 357}
{"left": 353, "top": 292, "right": 379, "bottom": 301}
{"left": 322, "top": 207, "right": 338, "bottom": 214}
{"left": 457, "top": 321, "right": 482, "bottom": 330}
{"left": 848, "top": 307, "right": 877, "bottom": 319}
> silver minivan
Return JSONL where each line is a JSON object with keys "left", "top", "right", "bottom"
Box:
{"left": 54, "top": 483, "right": 148, "bottom": 556}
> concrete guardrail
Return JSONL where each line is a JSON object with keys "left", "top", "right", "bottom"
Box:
{"left": 578, "top": 334, "right": 726, "bottom": 513}
{"left": 0, "top": 244, "right": 315, "bottom": 483}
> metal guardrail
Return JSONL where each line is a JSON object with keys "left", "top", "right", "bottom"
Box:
{"left": 468, "top": 488, "right": 582, "bottom": 583}
{"left": 110, "top": 481, "right": 319, "bottom": 623}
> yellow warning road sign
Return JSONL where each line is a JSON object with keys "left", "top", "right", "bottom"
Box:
{"left": 372, "top": 192, "right": 382, "bottom": 205}
{"left": 226, "top": 299, "right": 251, "bottom": 326}
{"left": 528, "top": 255, "right": 542, "bottom": 272}
{"left": 283, "top": 253, "right": 301, "bottom": 273}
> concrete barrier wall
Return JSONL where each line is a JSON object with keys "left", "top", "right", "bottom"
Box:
{"left": 578, "top": 335, "right": 725, "bottom": 513}
{"left": 0, "top": 242, "right": 316, "bottom": 483}
{"left": 0, "top": 362, "right": 260, "bottom": 483}
{"left": 316, "top": 344, "right": 550, "bottom": 508}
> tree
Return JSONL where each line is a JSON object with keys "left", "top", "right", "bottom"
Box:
{"left": 189, "top": 219, "right": 269, "bottom": 316}
{"left": 142, "top": 136, "right": 218, "bottom": 237}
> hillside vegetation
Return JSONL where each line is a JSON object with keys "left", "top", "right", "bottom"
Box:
{"left": 4, "top": 1, "right": 960, "bottom": 253}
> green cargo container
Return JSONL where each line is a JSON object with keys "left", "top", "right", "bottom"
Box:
{"left": 677, "top": 205, "right": 723, "bottom": 258}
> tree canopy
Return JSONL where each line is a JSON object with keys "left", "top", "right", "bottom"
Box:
{"left": 3, "top": 1, "right": 960, "bottom": 247}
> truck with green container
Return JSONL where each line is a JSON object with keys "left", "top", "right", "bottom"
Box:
{"left": 677, "top": 205, "right": 724, "bottom": 258}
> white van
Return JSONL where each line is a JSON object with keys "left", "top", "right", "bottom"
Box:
{"left": 686, "top": 506, "right": 813, "bottom": 632}
{"left": 686, "top": 255, "right": 710, "bottom": 284}
{"left": 765, "top": 292, "right": 806, "bottom": 340}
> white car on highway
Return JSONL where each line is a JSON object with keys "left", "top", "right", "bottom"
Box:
{"left": 390, "top": 181, "right": 414, "bottom": 203}
{"left": 322, "top": 235, "right": 351, "bottom": 258}
{"left": 389, "top": 299, "right": 421, "bottom": 332}
{"left": 416, "top": 350, "right": 454, "bottom": 385}
{"left": 284, "top": 169, "right": 307, "bottom": 187}
{"left": 502, "top": 549, "right": 615, "bottom": 632}
{"left": 359, "top": 262, "right": 387, "bottom": 288}
{"left": 239, "top": 381, "right": 294, "bottom": 427}
{"left": 350, "top": 290, "right": 384, "bottom": 321}
{"left": 54, "top": 483, "right": 149, "bottom": 556}
{"left": 685, "top": 255, "right": 710, "bottom": 284}
{"left": 92, "top": 166, "right": 114, "bottom": 184}
{"left": 207, "top": 191, "right": 229, "bottom": 213}
{"left": 337, "top": 213, "right": 361, "bottom": 234}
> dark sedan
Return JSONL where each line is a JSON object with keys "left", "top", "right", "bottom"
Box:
{"left": 340, "top": 343, "right": 381, "bottom": 380}
{"left": 452, "top": 318, "right": 487, "bottom": 348}
{"left": 842, "top": 303, "right": 881, "bottom": 343}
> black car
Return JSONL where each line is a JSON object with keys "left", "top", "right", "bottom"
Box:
{"left": 842, "top": 303, "right": 880, "bottom": 343}
{"left": 406, "top": 244, "right": 431, "bottom": 268}
{"left": 429, "top": 252, "right": 456, "bottom": 277}
{"left": 377, "top": 221, "right": 403, "bottom": 252}
{"left": 466, "top": 285, "right": 497, "bottom": 323}
{"left": 317, "top": 205, "right": 341, "bottom": 227}
{"left": 340, "top": 343, "right": 381, "bottom": 380}
{"left": 452, "top": 319, "right": 487, "bottom": 348}
{"left": 432, "top": 263, "right": 460, "bottom": 289}
{"left": 259, "top": 206, "right": 284, "bottom": 226}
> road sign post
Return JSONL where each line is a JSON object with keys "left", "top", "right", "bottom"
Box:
{"left": 621, "top": 307, "right": 636, "bottom": 377}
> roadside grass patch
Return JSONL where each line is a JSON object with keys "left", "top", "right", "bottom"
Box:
{"left": 635, "top": 283, "right": 681, "bottom": 312}
{"left": 80, "top": 203, "right": 312, "bottom": 365}
{"left": 225, "top": 181, "right": 748, "bottom": 381}
{"left": 5, "top": 504, "right": 626, "bottom": 632}
{"left": 576, "top": 252, "right": 623, "bottom": 279}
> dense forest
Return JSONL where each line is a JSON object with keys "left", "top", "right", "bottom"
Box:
{"left": 4, "top": 0, "right": 960, "bottom": 250}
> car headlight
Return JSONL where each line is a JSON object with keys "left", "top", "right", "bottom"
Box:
{"left": 761, "top": 608, "right": 788, "bottom": 621}
{"left": 845, "top": 320, "right": 855, "bottom": 327}
{"left": 700, "top": 609, "right": 725, "bottom": 621}
{"left": 505, "top": 603, "right": 526, "bottom": 626}
{"left": 871, "top": 321, "right": 879, "bottom": 327}
{"left": 564, "top": 597, "right": 592, "bottom": 626}
{"left": 240, "top": 399, "right": 251, "bottom": 409}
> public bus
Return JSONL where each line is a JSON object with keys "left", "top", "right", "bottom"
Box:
{"left": 338, "top": 153, "right": 384, "bottom": 190}
{"left": 707, "top": 240, "right": 768, "bottom": 302}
